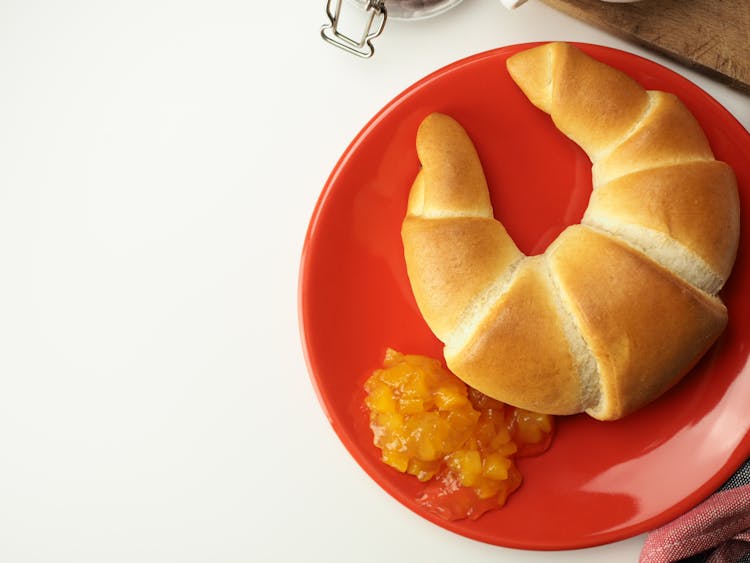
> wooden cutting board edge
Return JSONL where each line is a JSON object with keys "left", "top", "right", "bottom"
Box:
{"left": 540, "top": 0, "right": 750, "bottom": 95}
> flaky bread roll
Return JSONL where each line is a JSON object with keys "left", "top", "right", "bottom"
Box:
{"left": 401, "top": 43, "right": 739, "bottom": 420}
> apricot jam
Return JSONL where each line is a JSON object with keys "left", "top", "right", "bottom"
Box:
{"left": 364, "top": 349, "right": 554, "bottom": 520}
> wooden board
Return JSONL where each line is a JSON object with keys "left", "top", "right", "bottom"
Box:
{"left": 540, "top": 0, "right": 750, "bottom": 93}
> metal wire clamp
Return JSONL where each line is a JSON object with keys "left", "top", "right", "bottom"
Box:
{"left": 321, "top": 0, "right": 387, "bottom": 59}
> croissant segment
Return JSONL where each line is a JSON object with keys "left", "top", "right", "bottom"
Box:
{"left": 401, "top": 43, "right": 739, "bottom": 421}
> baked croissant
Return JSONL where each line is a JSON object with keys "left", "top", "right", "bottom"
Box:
{"left": 401, "top": 42, "right": 739, "bottom": 420}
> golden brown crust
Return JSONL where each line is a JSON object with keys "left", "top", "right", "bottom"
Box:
{"left": 508, "top": 42, "right": 650, "bottom": 159}
{"left": 411, "top": 113, "right": 493, "bottom": 218}
{"left": 400, "top": 42, "right": 740, "bottom": 420}
{"left": 402, "top": 112, "right": 523, "bottom": 344}
{"left": 445, "top": 257, "right": 584, "bottom": 415}
{"left": 592, "top": 92, "right": 715, "bottom": 186}
{"left": 585, "top": 161, "right": 740, "bottom": 284}
{"left": 402, "top": 215, "right": 522, "bottom": 342}
{"left": 547, "top": 226, "right": 727, "bottom": 420}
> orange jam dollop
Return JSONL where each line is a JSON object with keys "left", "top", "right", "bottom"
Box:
{"left": 364, "top": 348, "right": 554, "bottom": 520}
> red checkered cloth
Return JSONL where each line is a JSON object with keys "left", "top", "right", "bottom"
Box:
{"left": 640, "top": 460, "right": 750, "bottom": 563}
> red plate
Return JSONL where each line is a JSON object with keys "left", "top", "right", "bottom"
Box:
{"left": 298, "top": 43, "right": 750, "bottom": 550}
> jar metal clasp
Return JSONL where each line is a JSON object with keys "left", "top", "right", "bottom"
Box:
{"left": 320, "top": 0, "right": 388, "bottom": 59}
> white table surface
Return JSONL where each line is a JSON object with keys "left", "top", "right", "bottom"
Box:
{"left": 1, "top": 1, "right": 748, "bottom": 562}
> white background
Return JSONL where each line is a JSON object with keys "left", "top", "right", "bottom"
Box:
{"left": 0, "top": 1, "right": 747, "bottom": 562}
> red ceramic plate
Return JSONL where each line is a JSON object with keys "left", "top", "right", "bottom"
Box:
{"left": 298, "top": 43, "right": 750, "bottom": 550}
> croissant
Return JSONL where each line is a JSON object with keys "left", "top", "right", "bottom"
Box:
{"left": 401, "top": 42, "right": 740, "bottom": 421}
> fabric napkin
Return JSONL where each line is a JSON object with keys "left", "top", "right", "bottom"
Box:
{"left": 640, "top": 459, "right": 750, "bottom": 563}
